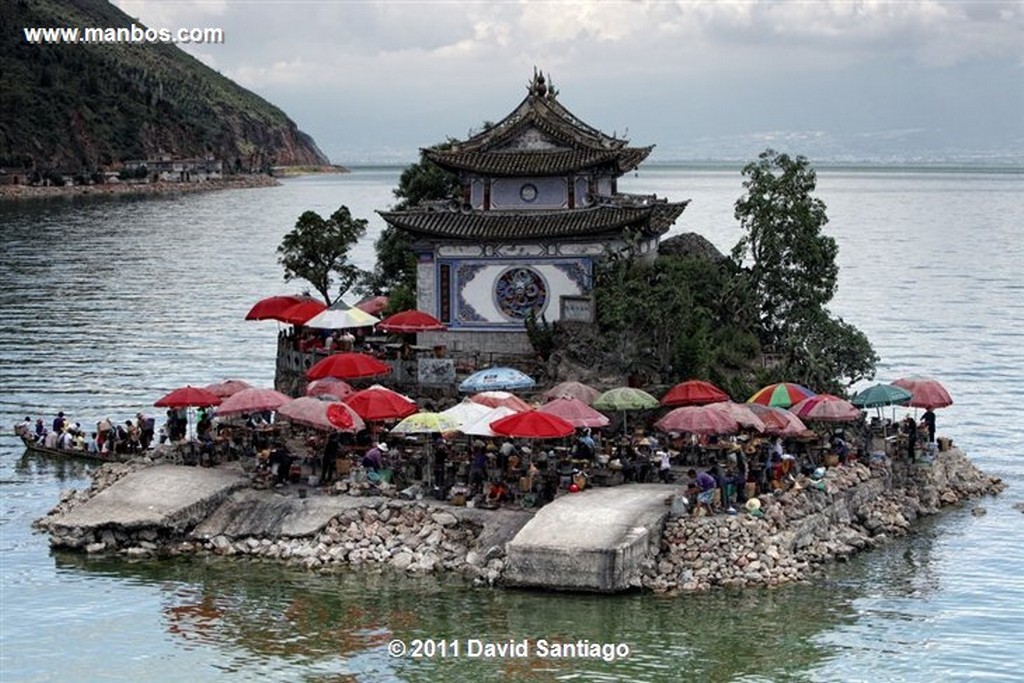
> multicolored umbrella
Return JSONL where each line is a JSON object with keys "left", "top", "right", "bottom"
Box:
{"left": 307, "top": 352, "right": 391, "bottom": 381}
{"left": 592, "top": 387, "right": 659, "bottom": 412}
{"left": 305, "top": 377, "right": 355, "bottom": 399}
{"left": 747, "top": 382, "right": 816, "bottom": 408}
{"left": 203, "top": 379, "right": 252, "bottom": 398}
{"left": 469, "top": 391, "right": 532, "bottom": 412}
{"left": 344, "top": 385, "right": 418, "bottom": 421}
{"left": 303, "top": 299, "right": 380, "bottom": 330}
{"left": 660, "top": 379, "right": 729, "bottom": 407}
{"left": 154, "top": 386, "right": 222, "bottom": 408}
{"left": 215, "top": 387, "right": 291, "bottom": 416}
{"left": 789, "top": 394, "right": 861, "bottom": 422}
{"left": 891, "top": 377, "right": 953, "bottom": 409}
{"left": 390, "top": 412, "right": 461, "bottom": 435}
{"left": 654, "top": 405, "right": 740, "bottom": 436}
{"left": 539, "top": 381, "right": 601, "bottom": 405}
{"left": 490, "top": 410, "right": 576, "bottom": 439}
{"left": 537, "top": 397, "right": 610, "bottom": 428}
{"left": 458, "top": 366, "right": 536, "bottom": 393}
{"left": 377, "top": 310, "right": 447, "bottom": 333}
{"left": 850, "top": 383, "right": 912, "bottom": 409}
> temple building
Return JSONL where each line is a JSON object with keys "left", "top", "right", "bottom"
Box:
{"left": 378, "top": 71, "right": 689, "bottom": 356}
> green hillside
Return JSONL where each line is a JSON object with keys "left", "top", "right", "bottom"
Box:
{"left": 0, "top": 0, "right": 328, "bottom": 172}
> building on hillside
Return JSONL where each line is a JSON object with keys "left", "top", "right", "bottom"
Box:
{"left": 123, "top": 154, "right": 223, "bottom": 182}
{"left": 378, "top": 70, "right": 689, "bottom": 356}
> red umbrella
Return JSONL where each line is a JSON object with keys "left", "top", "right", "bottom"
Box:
{"left": 377, "top": 310, "right": 447, "bottom": 333}
{"left": 216, "top": 387, "right": 292, "bottom": 416}
{"left": 892, "top": 377, "right": 953, "bottom": 409}
{"left": 539, "top": 381, "right": 601, "bottom": 405}
{"left": 154, "top": 386, "right": 222, "bottom": 408}
{"left": 469, "top": 391, "right": 532, "bottom": 412}
{"left": 278, "top": 300, "right": 328, "bottom": 326}
{"left": 326, "top": 402, "right": 365, "bottom": 432}
{"left": 305, "top": 377, "right": 354, "bottom": 399}
{"left": 490, "top": 410, "right": 575, "bottom": 439}
{"left": 537, "top": 397, "right": 610, "bottom": 428}
{"left": 307, "top": 352, "right": 392, "bottom": 380}
{"left": 747, "top": 403, "right": 809, "bottom": 436}
{"left": 245, "top": 295, "right": 313, "bottom": 321}
{"left": 355, "top": 295, "right": 389, "bottom": 316}
{"left": 344, "top": 385, "right": 418, "bottom": 421}
{"left": 661, "top": 379, "right": 729, "bottom": 407}
{"left": 203, "top": 379, "right": 252, "bottom": 398}
{"left": 790, "top": 394, "right": 861, "bottom": 422}
{"left": 277, "top": 396, "right": 365, "bottom": 432}
{"left": 654, "top": 405, "right": 739, "bottom": 435}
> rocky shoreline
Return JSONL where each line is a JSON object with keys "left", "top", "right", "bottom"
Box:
{"left": 0, "top": 174, "right": 279, "bottom": 201}
{"left": 35, "top": 448, "right": 1005, "bottom": 593}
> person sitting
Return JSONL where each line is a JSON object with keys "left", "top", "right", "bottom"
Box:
{"left": 58, "top": 429, "right": 75, "bottom": 451}
{"left": 33, "top": 418, "right": 47, "bottom": 444}
{"left": 485, "top": 480, "right": 508, "bottom": 506}
{"left": 269, "top": 445, "right": 295, "bottom": 486}
{"left": 362, "top": 442, "right": 386, "bottom": 472}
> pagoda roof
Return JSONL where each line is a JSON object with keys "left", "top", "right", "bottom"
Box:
{"left": 378, "top": 201, "right": 688, "bottom": 242}
{"left": 423, "top": 71, "right": 653, "bottom": 177}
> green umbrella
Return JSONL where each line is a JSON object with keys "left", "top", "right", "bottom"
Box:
{"left": 850, "top": 384, "right": 912, "bottom": 408}
{"left": 593, "top": 387, "right": 659, "bottom": 436}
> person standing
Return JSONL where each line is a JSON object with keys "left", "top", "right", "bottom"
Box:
{"left": 321, "top": 432, "right": 340, "bottom": 484}
{"left": 136, "top": 412, "right": 155, "bottom": 449}
{"left": 658, "top": 450, "right": 672, "bottom": 483}
{"left": 921, "top": 408, "right": 936, "bottom": 443}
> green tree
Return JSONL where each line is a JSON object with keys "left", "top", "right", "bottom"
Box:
{"left": 277, "top": 205, "right": 367, "bottom": 305}
{"left": 732, "top": 149, "right": 838, "bottom": 347}
{"left": 732, "top": 149, "right": 877, "bottom": 391}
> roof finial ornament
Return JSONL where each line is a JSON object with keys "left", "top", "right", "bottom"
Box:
{"left": 546, "top": 71, "right": 558, "bottom": 98}
{"left": 529, "top": 67, "right": 547, "bottom": 97}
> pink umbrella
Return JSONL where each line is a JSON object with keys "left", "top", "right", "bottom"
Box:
{"left": 469, "top": 391, "right": 532, "bottom": 412}
{"left": 537, "top": 397, "right": 610, "bottom": 428}
{"left": 203, "top": 379, "right": 253, "bottom": 398}
{"left": 216, "top": 387, "right": 292, "bottom": 416}
{"left": 355, "top": 295, "right": 389, "bottom": 316}
{"left": 790, "top": 394, "right": 861, "bottom": 422}
{"left": 747, "top": 404, "right": 809, "bottom": 436}
{"left": 654, "top": 405, "right": 740, "bottom": 435}
{"left": 305, "top": 377, "right": 355, "bottom": 399}
{"left": 705, "top": 401, "right": 766, "bottom": 432}
{"left": 892, "top": 377, "right": 953, "bottom": 410}
{"left": 277, "top": 396, "right": 365, "bottom": 432}
{"left": 539, "top": 381, "right": 601, "bottom": 405}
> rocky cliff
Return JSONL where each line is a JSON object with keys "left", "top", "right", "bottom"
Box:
{"left": 0, "top": 0, "right": 328, "bottom": 172}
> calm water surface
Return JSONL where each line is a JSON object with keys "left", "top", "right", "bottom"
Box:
{"left": 1, "top": 167, "right": 1022, "bottom": 682}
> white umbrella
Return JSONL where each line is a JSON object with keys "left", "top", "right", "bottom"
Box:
{"left": 439, "top": 399, "right": 493, "bottom": 430}
{"left": 304, "top": 299, "right": 380, "bottom": 329}
{"left": 460, "top": 406, "right": 518, "bottom": 437}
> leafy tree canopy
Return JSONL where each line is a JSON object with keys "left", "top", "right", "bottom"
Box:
{"left": 278, "top": 205, "right": 367, "bottom": 305}
{"left": 732, "top": 149, "right": 838, "bottom": 347}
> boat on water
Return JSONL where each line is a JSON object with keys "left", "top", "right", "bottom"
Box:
{"left": 12, "top": 424, "right": 124, "bottom": 463}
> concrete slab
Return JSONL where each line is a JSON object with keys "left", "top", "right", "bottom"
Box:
{"left": 194, "top": 489, "right": 386, "bottom": 539}
{"left": 48, "top": 465, "right": 249, "bottom": 532}
{"left": 503, "top": 484, "right": 677, "bottom": 592}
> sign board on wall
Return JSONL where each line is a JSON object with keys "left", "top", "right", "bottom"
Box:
{"left": 560, "top": 295, "right": 594, "bottom": 323}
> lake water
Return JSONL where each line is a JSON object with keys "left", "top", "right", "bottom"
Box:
{"left": 1, "top": 166, "right": 1022, "bottom": 682}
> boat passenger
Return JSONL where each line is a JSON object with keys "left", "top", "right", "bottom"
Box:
{"left": 34, "top": 419, "right": 46, "bottom": 443}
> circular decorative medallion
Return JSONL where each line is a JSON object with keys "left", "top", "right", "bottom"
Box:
{"left": 494, "top": 267, "right": 547, "bottom": 320}
{"left": 519, "top": 183, "right": 538, "bottom": 202}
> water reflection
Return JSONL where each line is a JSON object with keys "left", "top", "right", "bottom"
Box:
{"left": 49, "top": 552, "right": 874, "bottom": 682}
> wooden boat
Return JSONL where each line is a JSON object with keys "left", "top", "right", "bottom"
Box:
{"left": 13, "top": 424, "right": 124, "bottom": 463}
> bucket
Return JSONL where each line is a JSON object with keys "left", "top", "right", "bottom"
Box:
{"left": 298, "top": 488, "right": 307, "bottom": 499}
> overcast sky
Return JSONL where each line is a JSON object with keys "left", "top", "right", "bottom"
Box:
{"left": 114, "top": 1, "right": 1023, "bottom": 165}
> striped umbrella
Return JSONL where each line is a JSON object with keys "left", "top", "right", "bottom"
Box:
{"left": 748, "top": 382, "right": 816, "bottom": 408}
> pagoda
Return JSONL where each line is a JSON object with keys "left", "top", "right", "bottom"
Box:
{"left": 379, "top": 70, "right": 689, "bottom": 356}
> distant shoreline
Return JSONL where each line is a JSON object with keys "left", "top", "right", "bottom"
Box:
{"left": 0, "top": 174, "right": 280, "bottom": 202}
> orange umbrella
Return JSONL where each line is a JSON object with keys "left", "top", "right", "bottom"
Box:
{"left": 661, "top": 379, "right": 729, "bottom": 407}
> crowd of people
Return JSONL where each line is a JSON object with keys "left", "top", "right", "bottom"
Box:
{"left": 18, "top": 411, "right": 157, "bottom": 456}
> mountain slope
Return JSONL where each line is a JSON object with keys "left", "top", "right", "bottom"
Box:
{"left": 0, "top": 0, "right": 328, "bottom": 171}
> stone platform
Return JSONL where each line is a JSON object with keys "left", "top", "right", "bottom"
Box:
{"left": 503, "top": 484, "right": 677, "bottom": 592}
